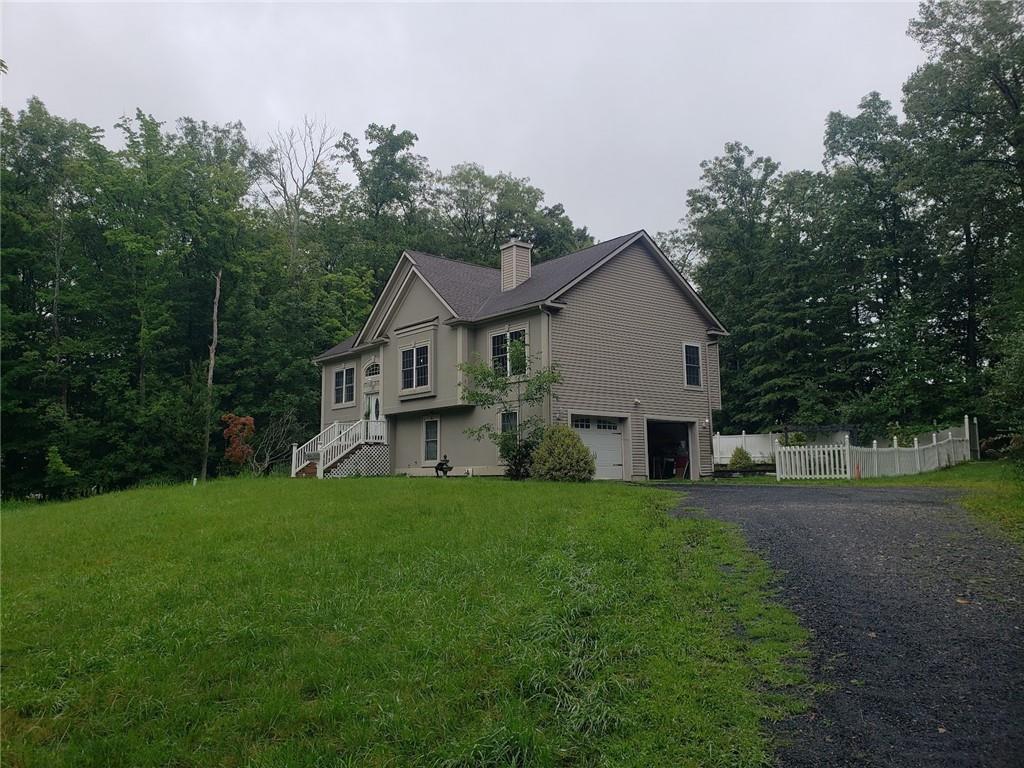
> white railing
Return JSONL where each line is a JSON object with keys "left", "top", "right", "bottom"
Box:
{"left": 293, "top": 419, "right": 388, "bottom": 478}
{"left": 290, "top": 420, "right": 357, "bottom": 476}
{"left": 776, "top": 416, "right": 973, "bottom": 481}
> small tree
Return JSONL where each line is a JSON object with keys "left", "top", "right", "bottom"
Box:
{"left": 458, "top": 339, "right": 560, "bottom": 479}
{"left": 532, "top": 425, "right": 595, "bottom": 482}
{"left": 221, "top": 412, "right": 255, "bottom": 469}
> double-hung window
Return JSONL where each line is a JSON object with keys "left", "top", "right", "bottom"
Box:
{"left": 401, "top": 344, "right": 430, "bottom": 391}
{"left": 491, "top": 329, "right": 527, "bottom": 376}
{"left": 683, "top": 344, "right": 702, "bottom": 388}
{"left": 423, "top": 418, "right": 439, "bottom": 462}
{"left": 334, "top": 366, "right": 355, "bottom": 405}
{"left": 500, "top": 411, "right": 519, "bottom": 434}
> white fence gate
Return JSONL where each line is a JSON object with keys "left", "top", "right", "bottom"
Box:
{"left": 775, "top": 416, "right": 973, "bottom": 481}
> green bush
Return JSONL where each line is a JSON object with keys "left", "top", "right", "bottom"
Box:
{"left": 728, "top": 446, "right": 755, "bottom": 470}
{"left": 532, "top": 425, "right": 595, "bottom": 482}
{"left": 780, "top": 431, "right": 807, "bottom": 447}
{"left": 497, "top": 431, "right": 538, "bottom": 480}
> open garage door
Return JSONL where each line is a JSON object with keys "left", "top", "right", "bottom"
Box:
{"left": 572, "top": 415, "right": 624, "bottom": 480}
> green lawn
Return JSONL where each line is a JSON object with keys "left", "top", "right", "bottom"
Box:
{"left": 2, "top": 478, "right": 808, "bottom": 767}
{"left": 699, "top": 461, "right": 1024, "bottom": 544}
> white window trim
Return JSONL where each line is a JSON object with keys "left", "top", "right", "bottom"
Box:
{"left": 683, "top": 343, "right": 703, "bottom": 390}
{"left": 400, "top": 341, "right": 432, "bottom": 397}
{"left": 332, "top": 365, "right": 356, "bottom": 409}
{"left": 422, "top": 416, "right": 441, "bottom": 464}
{"left": 489, "top": 324, "right": 529, "bottom": 377}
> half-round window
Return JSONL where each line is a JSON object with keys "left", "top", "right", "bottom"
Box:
{"left": 364, "top": 362, "right": 381, "bottom": 378}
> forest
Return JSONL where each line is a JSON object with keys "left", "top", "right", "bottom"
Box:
{"left": 2, "top": 0, "right": 1021, "bottom": 497}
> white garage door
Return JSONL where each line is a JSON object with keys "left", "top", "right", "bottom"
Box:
{"left": 572, "top": 415, "right": 623, "bottom": 480}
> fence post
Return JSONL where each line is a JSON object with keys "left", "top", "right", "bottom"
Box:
{"left": 872, "top": 440, "right": 878, "bottom": 477}
{"left": 741, "top": 430, "right": 747, "bottom": 452}
{"left": 913, "top": 437, "right": 921, "bottom": 473}
{"left": 291, "top": 443, "right": 298, "bottom": 476}
{"left": 714, "top": 431, "right": 720, "bottom": 463}
{"left": 972, "top": 416, "right": 980, "bottom": 460}
{"left": 775, "top": 439, "right": 782, "bottom": 482}
{"left": 893, "top": 436, "right": 900, "bottom": 474}
{"left": 845, "top": 434, "right": 853, "bottom": 480}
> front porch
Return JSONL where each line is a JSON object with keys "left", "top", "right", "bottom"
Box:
{"left": 291, "top": 419, "right": 390, "bottom": 478}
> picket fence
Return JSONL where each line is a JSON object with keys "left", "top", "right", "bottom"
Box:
{"left": 775, "top": 416, "right": 973, "bottom": 481}
{"left": 713, "top": 429, "right": 850, "bottom": 464}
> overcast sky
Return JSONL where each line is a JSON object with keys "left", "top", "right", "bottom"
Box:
{"left": 2, "top": 2, "right": 925, "bottom": 239}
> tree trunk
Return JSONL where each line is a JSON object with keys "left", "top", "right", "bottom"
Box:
{"left": 199, "top": 269, "right": 222, "bottom": 481}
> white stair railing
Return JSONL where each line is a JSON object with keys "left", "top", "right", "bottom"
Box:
{"left": 314, "top": 420, "right": 390, "bottom": 478}
{"left": 291, "top": 421, "right": 356, "bottom": 476}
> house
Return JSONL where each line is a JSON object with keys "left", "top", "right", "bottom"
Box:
{"left": 291, "top": 230, "right": 727, "bottom": 480}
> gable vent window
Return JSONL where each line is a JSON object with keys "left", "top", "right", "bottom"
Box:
{"left": 684, "top": 344, "right": 702, "bottom": 388}
{"left": 364, "top": 362, "right": 380, "bottom": 379}
{"left": 491, "top": 329, "right": 527, "bottom": 376}
{"left": 401, "top": 344, "right": 430, "bottom": 391}
{"left": 334, "top": 366, "right": 355, "bottom": 405}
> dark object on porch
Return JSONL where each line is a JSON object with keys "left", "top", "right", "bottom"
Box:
{"left": 435, "top": 455, "right": 452, "bottom": 478}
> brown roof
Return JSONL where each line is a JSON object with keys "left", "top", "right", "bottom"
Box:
{"left": 316, "top": 230, "right": 722, "bottom": 361}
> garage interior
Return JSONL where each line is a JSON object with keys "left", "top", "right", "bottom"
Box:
{"left": 647, "top": 420, "right": 693, "bottom": 480}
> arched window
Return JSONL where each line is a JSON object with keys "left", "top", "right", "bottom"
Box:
{"left": 364, "top": 362, "right": 380, "bottom": 379}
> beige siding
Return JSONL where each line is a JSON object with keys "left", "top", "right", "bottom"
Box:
{"left": 550, "top": 241, "right": 720, "bottom": 478}
{"left": 707, "top": 342, "right": 722, "bottom": 411}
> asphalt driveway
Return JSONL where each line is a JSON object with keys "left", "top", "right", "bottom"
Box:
{"left": 673, "top": 484, "right": 1024, "bottom": 768}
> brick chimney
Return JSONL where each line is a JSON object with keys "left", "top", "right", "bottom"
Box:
{"left": 500, "top": 237, "right": 533, "bottom": 291}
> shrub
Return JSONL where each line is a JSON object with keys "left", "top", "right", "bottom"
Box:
{"left": 532, "top": 425, "right": 596, "bottom": 482}
{"left": 780, "top": 431, "right": 806, "bottom": 447}
{"left": 497, "top": 431, "right": 538, "bottom": 480}
{"left": 728, "top": 446, "right": 755, "bottom": 470}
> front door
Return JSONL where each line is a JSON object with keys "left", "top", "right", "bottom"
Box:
{"left": 364, "top": 393, "right": 382, "bottom": 421}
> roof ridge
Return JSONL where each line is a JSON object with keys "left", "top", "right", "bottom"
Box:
{"left": 407, "top": 249, "right": 500, "bottom": 273}
{"left": 531, "top": 230, "right": 643, "bottom": 270}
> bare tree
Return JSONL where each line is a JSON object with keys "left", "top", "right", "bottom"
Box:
{"left": 252, "top": 116, "right": 340, "bottom": 266}
{"left": 199, "top": 269, "right": 222, "bottom": 481}
{"left": 247, "top": 409, "right": 300, "bottom": 475}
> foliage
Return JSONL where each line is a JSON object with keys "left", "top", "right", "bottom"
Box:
{"left": 458, "top": 340, "right": 561, "bottom": 480}
{"left": 661, "top": 1, "right": 1023, "bottom": 442}
{"left": 728, "top": 446, "right": 755, "bottom": 470}
{"left": 1, "top": 477, "right": 809, "bottom": 766}
{"left": 1, "top": 100, "right": 589, "bottom": 498}
{"left": 532, "top": 425, "right": 597, "bottom": 482}
{"left": 780, "top": 432, "right": 807, "bottom": 447}
{"left": 220, "top": 412, "right": 255, "bottom": 466}
{"left": 43, "top": 446, "right": 80, "bottom": 499}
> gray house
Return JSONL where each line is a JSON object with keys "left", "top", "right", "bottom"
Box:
{"left": 291, "top": 230, "right": 727, "bottom": 480}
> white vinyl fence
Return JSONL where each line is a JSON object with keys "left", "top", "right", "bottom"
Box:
{"left": 775, "top": 416, "right": 973, "bottom": 481}
{"left": 714, "top": 429, "right": 850, "bottom": 464}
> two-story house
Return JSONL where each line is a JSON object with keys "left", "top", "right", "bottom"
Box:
{"left": 291, "top": 230, "right": 727, "bottom": 480}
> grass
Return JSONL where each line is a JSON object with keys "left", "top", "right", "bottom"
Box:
{"left": 696, "top": 461, "right": 1024, "bottom": 544}
{"left": 2, "top": 478, "right": 808, "bottom": 767}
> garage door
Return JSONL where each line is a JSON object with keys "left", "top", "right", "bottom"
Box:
{"left": 572, "top": 415, "right": 623, "bottom": 480}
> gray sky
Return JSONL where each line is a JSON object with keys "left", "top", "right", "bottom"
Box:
{"left": 2, "top": 2, "right": 925, "bottom": 239}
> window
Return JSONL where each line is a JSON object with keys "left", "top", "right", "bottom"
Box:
{"left": 571, "top": 415, "right": 591, "bottom": 429}
{"left": 595, "top": 418, "right": 619, "bottom": 431}
{"left": 491, "top": 328, "right": 527, "bottom": 376}
{"left": 364, "top": 362, "right": 380, "bottom": 378}
{"left": 333, "top": 367, "right": 355, "bottom": 405}
{"left": 500, "top": 411, "right": 518, "bottom": 434}
{"left": 401, "top": 344, "right": 429, "bottom": 391}
{"left": 684, "top": 344, "right": 702, "bottom": 387}
{"left": 423, "top": 418, "right": 439, "bottom": 462}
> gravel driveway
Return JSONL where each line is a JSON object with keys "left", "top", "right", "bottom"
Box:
{"left": 673, "top": 484, "right": 1024, "bottom": 768}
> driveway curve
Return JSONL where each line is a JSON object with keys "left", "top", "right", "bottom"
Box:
{"left": 673, "top": 484, "right": 1024, "bottom": 768}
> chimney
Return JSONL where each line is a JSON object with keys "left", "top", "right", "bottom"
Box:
{"left": 500, "top": 237, "right": 532, "bottom": 291}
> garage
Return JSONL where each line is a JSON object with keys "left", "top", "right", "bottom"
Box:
{"left": 572, "top": 415, "right": 624, "bottom": 480}
{"left": 646, "top": 419, "right": 694, "bottom": 480}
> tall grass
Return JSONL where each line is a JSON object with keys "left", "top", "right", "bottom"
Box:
{"left": 2, "top": 478, "right": 807, "bottom": 766}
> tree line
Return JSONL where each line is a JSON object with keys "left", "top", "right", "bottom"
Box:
{"left": 661, "top": 0, "right": 1022, "bottom": 448}
{"left": 2, "top": 0, "right": 1021, "bottom": 498}
{"left": 1, "top": 105, "right": 592, "bottom": 497}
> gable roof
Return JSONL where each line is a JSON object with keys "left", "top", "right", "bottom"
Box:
{"left": 317, "top": 230, "right": 726, "bottom": 361}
